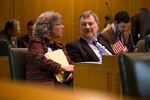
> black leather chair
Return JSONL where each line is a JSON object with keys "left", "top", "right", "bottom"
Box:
{"left": 0, "top": 40, "right": 9, "bottom": 56}
{"left": 119, "top": 53, "right": 150, "bottom": 99}
{"left": 8, "top": 48, "right": 28, "bottom": 81}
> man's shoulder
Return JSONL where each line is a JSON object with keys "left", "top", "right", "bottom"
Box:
{"left": 0, "top": 31, "right": 8, "bottom": 39}
{"left": 98, "top": 29, "right": 113, "bottom": 41}
{"left": 66, "top": 38, "right": 87, "bottom": 50}
{"left": 101, "top": 27, "right": 113, "bottom": 34}
{"left": 66, "top": 39, "right": 81, "bottom": 46}
{"left": 18, "top": 35, "right": 29, "bottom": 40}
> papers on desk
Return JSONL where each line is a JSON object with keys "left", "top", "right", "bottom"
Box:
{"left": 44, "top": 49, "right": 69, "bottom": 67}
{"left": 44, "top": 49, "right": 69, "bottom": 83}
{"left": 79, "top": 61, "right": 101, "bottom": 64}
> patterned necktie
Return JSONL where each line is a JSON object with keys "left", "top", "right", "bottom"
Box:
{"left": 92, "top": 41, "right": 102, "bottom": 55}
{"left": 116, "top": 32, "right": 124, "bottom": 44}
{"left": 116, "top": 32, "right": 121, "bottom": 41}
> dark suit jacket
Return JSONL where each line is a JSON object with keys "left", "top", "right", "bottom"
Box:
{"left": 17, "top": 35, "right": 30, "bottom": 48}
{"left": 65, "top": 38, "right": 112, "bottom": 63}
{"left": 131, "top": 11, "right": 150, "bottom": 45}
{"left": 0, "top": 30, "right": 18, "bottom": 48}
{"left": 26, "top": 38, "right": 72, "bottom": 87}
{"left": 145, "top": 34, "right": 150, "bottom": 52}
{"left": 98, "top": 26, "right": 129, "bottom": 54}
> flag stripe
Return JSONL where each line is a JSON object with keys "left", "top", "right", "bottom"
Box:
{"left": 113, "top": 40, "right": 124, "bottom": 54}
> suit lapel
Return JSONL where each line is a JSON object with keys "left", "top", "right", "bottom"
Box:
{"left": 97, "top": 39, "right": 113, "bottom": 54}
{"left": 80, "top": 38, "right": 99, "bottom": 61}
{"left": 111, "top": 26, "right": 128, "bottom": 45}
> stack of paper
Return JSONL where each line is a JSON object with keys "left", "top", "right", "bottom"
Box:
{"left": 44, "top": 49, "right": 69, "bottom": 82}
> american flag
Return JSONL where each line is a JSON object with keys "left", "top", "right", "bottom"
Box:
{"left": 113, "top": 40, "right": 124, "bottom": 54}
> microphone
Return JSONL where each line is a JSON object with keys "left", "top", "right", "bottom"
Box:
{"left": 105, "top": 2, "right": 120, "bottom": 37}
{"left": 105, "top": 2, "right": 113, "bottom": 21}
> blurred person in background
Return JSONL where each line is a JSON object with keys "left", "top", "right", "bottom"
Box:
{"left": 0, "top": 19, "right": 20, "bottom": 48}
{"left": 98, "top": 11, "right": 131, "bottom": 54}
{"left": 18, "top": 20, "right": 36, "bottom": 48}
{"left": 131, "top": 8, "right": 150, "bottom": 45}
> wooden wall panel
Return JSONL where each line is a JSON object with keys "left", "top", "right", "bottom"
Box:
{"left": 0, "top": 0, "right": 11, "bottom": 31}
{"left": 0, "top": 56, "right": 10, "bottom": 80}
{"left": 13, "top": 0, "right": 74, "bottom": 44}
{"left": 131, "top": 0, "right": 150, "bottom": 16}
{"left": 1, "top": 0, "right": 150, "bottom": 44}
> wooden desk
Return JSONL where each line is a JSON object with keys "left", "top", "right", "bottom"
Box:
{"left": 74, "top": 55, "right": 122, "bottom": 96}
{"left": 0, "top": 80, "right": 119, "bottom": 100}
{"left": 0, "top": 56, "right": 11, "bottom": 80}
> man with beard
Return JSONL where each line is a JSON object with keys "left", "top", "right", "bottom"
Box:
{"left": 66, "top": 10, "right": 112, "bottom": 64}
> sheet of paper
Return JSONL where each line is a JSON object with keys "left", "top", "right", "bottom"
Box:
{"left": 44, "top": 49, "right": 69, "bottom": 67}
{"left": 44, "top": 49, "right": 70, "bottom": 83}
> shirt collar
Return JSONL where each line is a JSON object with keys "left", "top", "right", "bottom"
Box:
{"left": 112, "top": 23, "right": 117, "bottom": 33}
{"left": 82, "top": 37, "right": 97, "bottom": 44}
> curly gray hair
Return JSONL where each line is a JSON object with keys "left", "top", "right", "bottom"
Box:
{"left": 35, "top": 11, "right": 62, "bottom": 38}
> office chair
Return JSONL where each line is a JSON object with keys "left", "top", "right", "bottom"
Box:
{"left": 119, "top": 53, "right": 150, "bottom": 99}
{"left": 0, "top": 40, "right": 9, "bottom": 56}
{"left": 8, "top": 48, "right": 28, "bottom": 81}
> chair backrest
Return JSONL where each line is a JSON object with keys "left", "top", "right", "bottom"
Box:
{"left": 8, "top": 48, "right": 28, "bottom": 81}
{"left": 0, "top": 40, "right": 9, "bottom": 56}
{"left": 119, "top": 53, "right": 150, "bottom": 98}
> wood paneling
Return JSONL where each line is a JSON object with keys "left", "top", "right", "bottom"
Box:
{"left": 0, "top": 0, "right": 150, "bottom": 43}
{"left": 0, "top": 56, "right": 10, "bottom": 80}
{"left": 13, "top": 0, "right": 74, "bottom": 44}
{"left": 74, "top": 56, "right": 122, "bottom": 96}
{"left": 0, "top": 0, "right": 10, "bottom": 31}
